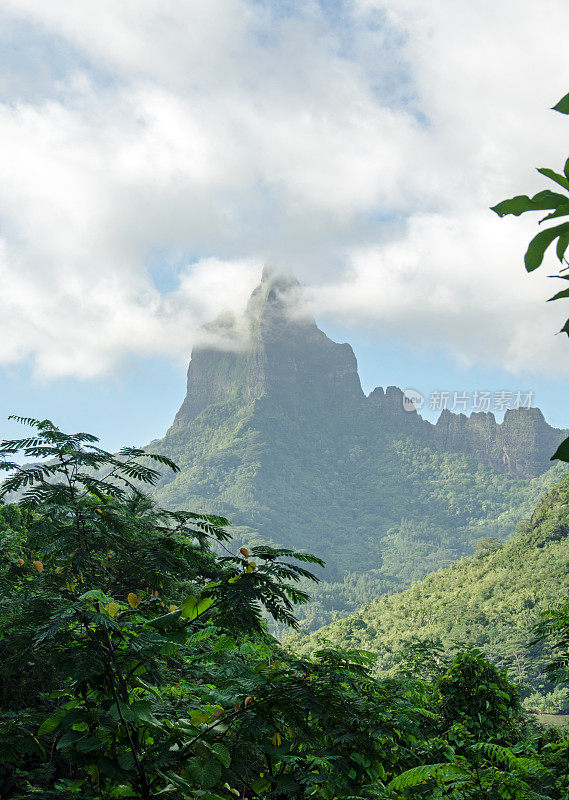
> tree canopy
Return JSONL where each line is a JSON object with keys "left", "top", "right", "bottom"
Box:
{"left": 3, "top": 417, "right": 569, "bottom": 798}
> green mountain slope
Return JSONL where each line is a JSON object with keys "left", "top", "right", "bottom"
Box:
{"left": 149, "top": 269, "right": 567, "bottom": 630}
{"left": 286, "top": 475, "right": 569, "bottom": 706}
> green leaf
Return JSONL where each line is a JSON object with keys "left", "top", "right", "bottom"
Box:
{"left": 210, "top": 742, "right": 231, "bottom": 768}
{"left": 551, "top": 436, "right": 569, "bottom": 463}
{"left": 537, "top": 167, "right": 569, "bottom": 191}
{"left": 147, "top": 610, "right": 181, "bottom": 630}
{"left": 56, "top": 730, "right": 87, "bottom": 749}
{"left": 186, "top": 756, "right": 222, "bottom": 789}
{"left": 539, "top": 203, "right": 569, "bottom": 223}
{"left": 38, "top": 715, "right": 63, "bottom": 736}
{"left": 251, "top": 777, "right": 271, "bottom": 793}
{"left": 553, "top": 92, "right": 569, "bottom": 115}
{"left": 78, "top": 589, "right": 111, "bottom": 602}
{"left": 547, "top": 288, "right": 569, "bottom": 302}
{"left": 557, "top": 232, "right": 569, "bottom": 261}
{"left": 388, "top": 763, "right": 466, "bottom": 790}
{"left": 491, "top": 195, "right": 541, "bottom": 217}
{"left": 239, "top": 641, "right": 259, "bottom": 657}
{"left": 158, "top": 770, "right": 194, "bottom": 791}
{"left": 491, "top": 191, "right": 569, "bottom": 217}
{"left": 189, "top": 710, "right": 210, "bottom": 725}
{"left": 118, "top": 751, "right": 136, "bottom": 770}
{"left": 524, "top": 222, "right": 569, "bottom": 271}
{"left": 75, "top": 736, "right": 108, "bottom": 753}
{"left": 124, "top": 701, "right": 160, "bottom": 726}
{"left": 180, "top": 595, "right": 214, "bottom": 621}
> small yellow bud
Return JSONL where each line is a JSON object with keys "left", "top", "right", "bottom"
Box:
{"left": 33, "top": 560, "right": 43, "bottom": 573}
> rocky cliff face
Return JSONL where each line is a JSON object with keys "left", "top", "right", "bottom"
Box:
{"left": 172, "top": 268, "right": 365, "bottom": 428}
{"left": 431, "top": 407, "right": 564, "bottom": 477}
{"left": 367, "top": 386, "right": 431, "bottom": 436}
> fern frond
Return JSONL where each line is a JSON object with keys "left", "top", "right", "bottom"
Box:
{"left": 472, "top": 742, "right": 515, "bottom": 766}
{"left": 388, "top": 762, "right": 466, "bottom": 790}
{"left": 118, "top": 448, "right": 180, "bottom": 473}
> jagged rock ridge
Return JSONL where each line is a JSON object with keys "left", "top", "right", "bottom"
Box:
{"left": 172, "top": 269, "right": 565, "bottom": 479}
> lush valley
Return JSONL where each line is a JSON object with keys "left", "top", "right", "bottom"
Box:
{"left": 286, "top": 474, "right": 569, "bottom": 710}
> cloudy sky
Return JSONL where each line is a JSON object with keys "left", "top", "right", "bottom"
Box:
{"left": 1, "top": 0, "right": 569, "bottom": 447}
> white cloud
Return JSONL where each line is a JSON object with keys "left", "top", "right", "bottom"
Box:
{"left": 0, "top": 0, "right": 568, "bottom": 377}
{"left": 310, "top": 211, "right": 569, "bottom": 374}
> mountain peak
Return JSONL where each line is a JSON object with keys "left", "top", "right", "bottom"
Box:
{"left": 245, "top": 267, "right": 310, "bottom": 338}
{"left": 171, "top": 271, "right": 364, "bottom": 427}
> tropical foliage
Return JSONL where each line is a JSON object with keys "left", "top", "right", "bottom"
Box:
{"left": 286, "top": 475, "right": 569, "bottom": 708}
{"left": 3, "top": 417, "right": 569, "bottom": 798}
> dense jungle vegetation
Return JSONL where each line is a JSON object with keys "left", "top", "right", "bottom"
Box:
{"left": 3, "top": 417, "right": 569, "bottom": 799}
{"left": 286, "top": 475, "right": 569, "bottom": 712}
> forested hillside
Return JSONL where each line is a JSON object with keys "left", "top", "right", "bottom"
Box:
{"left": 286, "top": 475, "right": 569, "bottom": 709}
{"left": 149, "top": 270, "right": 567, "bottom": 629}
{"left": 5, "top": 418, "right": 569, "bottom": 799}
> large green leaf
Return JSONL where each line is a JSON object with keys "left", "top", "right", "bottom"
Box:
{"left": 38, "top": 715, "right": 64, "bottom": 736}
{"left": 491, "top": 191, "right": 568, "bottom": 217}
{"left": 180, "top": 595, "right": 214, "bottom": 621}
{"left": 56, "top": 730, "right": 88, "bottom": 750}
{"left": 186, "top": 756, "right": 222, "bottom": 789}
{"left": 124, "top": 700, "right": 160, "bottom": 726}
{"left": 74, "top": 736, "right": 108, "bottom": 753}
{"left": 537, "top": 167, "right": 569, "bottom": 191}
{"left": 209, "top": 742, "right": 231, "bottom": 768}
{"left": 147, "top": 609, "right": 181, "bottom": 630}
{"left": 524, "top": 222, "right": 569, "bottom": 271}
